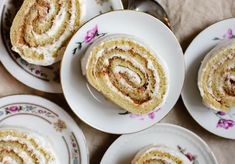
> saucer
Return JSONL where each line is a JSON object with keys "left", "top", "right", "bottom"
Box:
{"left": 182, "top": 18, "right": 235, "bottom": 139}
{"left": 0, "top": 0, "right": 123, "bottom": 93}
{"left": 101, "top": 123, "right": 218, "bottom": 164}
{"left": 0, "top": 95, "right": 88, "bottom": 164}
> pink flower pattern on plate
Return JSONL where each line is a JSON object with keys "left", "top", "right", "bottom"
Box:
{"left": 223, "top": 28, "right": 233, "bottom": 39}
{"left": 217, "top": 119, "right": 234, "bottom": 129}
{"left": 177, "top": 146, "right": 198, "bottom": 164}
{"left": 84, "top": 25, "right": 98, "bottom": 43}
{"left": 216, "top": 111, "right": 226, "bottom": 116}
{"left": 213, "top": 28, "right": 235, "bottom": 40}
{"left": 73, "top": 25, "right": 107, "bottom": 55}
{"left": 185, "top": 152, "right": 196, "bottom": 161}
{"left": 6, "top": 106, "right": 20, "bottom": 113}
{"left": 215, "top": 111, "right": 235, "bottom": 130}
{"left": 148, "top": 112, "right": 155, "bottom": 119}
{"left": 121, "top": 110, "right": 159, "bottom": 121}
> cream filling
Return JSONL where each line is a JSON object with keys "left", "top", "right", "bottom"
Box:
{"left": 132, "top": 145, "right": 191, "bottom": 164}
{"left": 103, "top": 52, "right": 146, "bottom": 73}
{"left": 0, "top": 136, "right": 49, "bottom": 164}
{"left": 0, "top": 128, "right": 57, "bottom": 164}
{"left": 101, "top": 58, "right": 159, "bottom": 102}
{"left": 208, "top": 55, "right": 234, "bottom": 97}
{"left": 12, "top": 0, "right": 81, "bottom": 65}
{"left": 2, "top": 146, "right": 35, "bottom": 164}
{"left": 113, "top": 66, "right": 142, "bottom": 85}
{"left": 0, "top": 156, "right": 18, "bottom": 164}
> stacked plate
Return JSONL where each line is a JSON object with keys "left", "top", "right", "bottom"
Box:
{"left": 1, "top": 0, "right": 234, "bottom": 163}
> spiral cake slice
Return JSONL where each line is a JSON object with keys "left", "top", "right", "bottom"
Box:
{"left": 0, "top": 127, "right": 57, "bottom": 164}
{"left": 82, "top": 34, "right": 168, "bottom": 115}
{"left": 198, "top": 39, "right": 235, "bottom": 112}
{"left": 132, "top": 145, "right": 191, "bottom": 164}
{"left": 10, "top": 0, "right": 82, "bottom": 66}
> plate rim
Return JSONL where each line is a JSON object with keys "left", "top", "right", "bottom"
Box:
{"left": 60, "top": 10, "right": 185, "bottom": 134}
{"left": 0, "top": 94, "right": 89, "bottom": 164}
{"left": 101, "top": 123, "right": 218, "bottom": 164}
{"left": 181, "top": 17, "right": 235, "bottom": 140}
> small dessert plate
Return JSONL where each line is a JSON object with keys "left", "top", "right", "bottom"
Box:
{"left": 61, "top": 10, "right": 184, "bottom": 134}
{"left": 182, "top": 18, "right": 235, "bottom": 139}
{"left": 0, "top": 95, "right": 88, "bottom": 164}
{"left": 101, "top": 123, "right": 218, "bottom": 164}
{"left": 0, "top": 0, "right": 123, "bottom": 93}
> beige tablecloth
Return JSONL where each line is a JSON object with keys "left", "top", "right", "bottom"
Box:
{"left": 1, "top": 0, "right": 235, "bottom": 163}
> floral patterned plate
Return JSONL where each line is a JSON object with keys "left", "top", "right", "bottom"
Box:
{"left": 0, "top": 95, "right": 88, "bottom": 164}
{"left": 61, "top": 10, "right": 184, "bottom": 134}
{"left": 0, "top": 0, "right": 123, "bottom": 93}
{"left": 101, "top": 123, "right": 218, "bottom": 164}
{"left": 182, "top": 18, "right": 235, "bottom": 139}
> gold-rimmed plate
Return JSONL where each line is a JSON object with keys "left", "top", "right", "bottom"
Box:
{"left": 0, "top": 95, "right": 89, "bottom": 164}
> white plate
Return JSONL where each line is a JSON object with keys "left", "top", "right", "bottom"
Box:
{"left": 0, "top": 0, "right": 123, "bottom": 93}
{"left": 182, "top": 18, "right": 235, "bottom": 139}
{"left": 61, "top": 10, "right": 184, "bottom": 134}
{"left": 0, "top": 95, "right": 88, "bottom": 164}
{"left": 101, "top": 123, "right": 218, "bottom": 164}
